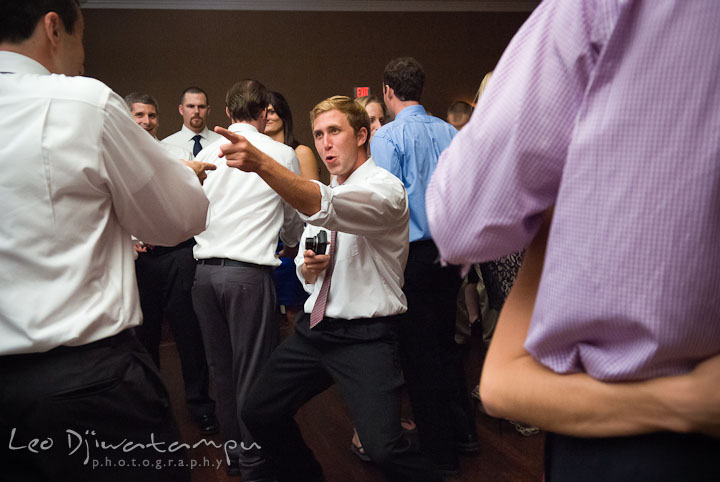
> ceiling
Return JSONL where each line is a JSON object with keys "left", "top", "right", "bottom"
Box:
{"left": 81, "top": 0, "right": 541, "bottom": 11}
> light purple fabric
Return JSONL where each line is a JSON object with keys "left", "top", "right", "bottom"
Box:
{"left": 427, "top": 0, "right": 720, "bottom": 382}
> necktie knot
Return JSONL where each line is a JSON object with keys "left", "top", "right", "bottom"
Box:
{"left": 192, "top": 135, "right": 203, "bottom": 157}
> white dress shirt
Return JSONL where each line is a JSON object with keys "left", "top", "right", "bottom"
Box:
{"left": 160, "top": 140, "right": 193, "bottom": 160}
{"left": 193, "top": 122, "right": 303, "bottom": 266}
{"left": 0, "top": 52, "right": 209, "bottom": 355}
{"left": 296, "top": 157, "right": 409, "bottom": 319}
{"left": 162, "top": 124, "right": 222, "bottom": 155}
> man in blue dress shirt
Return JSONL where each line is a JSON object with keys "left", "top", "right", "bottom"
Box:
{"left": 371, "top": 57, "right": 478, "bottom": 476}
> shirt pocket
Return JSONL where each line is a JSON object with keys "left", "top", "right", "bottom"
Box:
{"left": 334, "top": 232, "right": 359, "bottom": 263}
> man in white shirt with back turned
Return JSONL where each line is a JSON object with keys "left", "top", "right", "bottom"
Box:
{"left": 215, "top": 95, "right": 442, "bottom": 482}
{"left": 0, "top": 1, "right": 212, "bottom": 481}
{"left": 163, "top": 86, "right": 222, "bottom": 157}
{"left": 191, "top": 79, "right": 303, "bottom": 481}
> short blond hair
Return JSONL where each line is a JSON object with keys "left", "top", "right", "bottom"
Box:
{"left": 310, "top": 96, "right": 371, "bottom": 149}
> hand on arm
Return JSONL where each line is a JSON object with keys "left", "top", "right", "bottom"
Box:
{"left": 181, "top": 159, "right": 216, "bottom": 184}
{"left": 278, "top": 243, "right": 299, "bottom": 259}
{"left": 215, "top": 127, "right": 321, "bottom": 215}
{"left": 480, "top": 211, "right": 720, "bottom": 438}
{"left": 300, "top": 250, "right": 330, "bottom": 285}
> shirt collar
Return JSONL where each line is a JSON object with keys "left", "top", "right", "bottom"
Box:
{"left": 0, "top": 51, "right": 51, "bottom": 75}
{"left": 394, "top": 104, "right": 427, "bottom": 120}
{"left": 181, "top": 124, "right": 208, "bottom": 141}
{"left": 229, "top": 122, "right": 260, "bottom": 135}
{"left": 331, "top": 156, "right": 375, "bottom": 188}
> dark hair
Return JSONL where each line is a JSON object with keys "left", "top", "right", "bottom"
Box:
{"left": 124, "top": 92, "right": 159, "bottom": 112}
{"left": 267, "top": 91, "right": 299, "bottom": 149}
{"left": 383, "top": 57, "right": 425, "bottom": 102}
{"left": 179, "top": 86, "right": 209, "bottom": 105}
{"left": 0, "top": 0, "right": 81, "bottom": 44}
{"left": 225, "top": 79, "right": 268, "bottom": 123}
{"left": 447, "top": 100, "right": 473, "bottom": 119}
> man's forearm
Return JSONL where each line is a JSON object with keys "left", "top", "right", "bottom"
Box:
{"left": 480, "top": 215, "right": 720, "bottom": 438}
{"left": 216, "top": 126, "right": 322, "bottom": 216}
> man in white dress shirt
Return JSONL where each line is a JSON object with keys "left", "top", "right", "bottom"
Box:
{"left": 162, "top": 86, "right": 222, "bottom": 157}
{"left": 0, "top": 1, "right": 211, "bottom": 480}
{"left": 215, "top": 96, "right": 442, "bottom": 482}
{"left": 191, "top": 79, "right": 303, "bottom": 481}
{"left": 124, "top": 91, "right": 219, "bottom": 436}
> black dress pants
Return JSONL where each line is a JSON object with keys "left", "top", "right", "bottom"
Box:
{"left": 546, "top": 431, "right": 720, "bottom": 481}
{"left": 399, "top": 240, "right": 471, "bottom": 468}
{"left": 0, "top": 330, "right": 190, "bottom": 482}
{"left": 242, "top": 315, "right": 442, "bottom": 482}
{"left": 135, "top": 242, "right": 214, "bottom": 419}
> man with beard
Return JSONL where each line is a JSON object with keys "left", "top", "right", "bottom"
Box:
{"left": 163, "top": 86, "right": 222, "bottom": 157}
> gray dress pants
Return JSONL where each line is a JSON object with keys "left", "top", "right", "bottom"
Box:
{"left": 192, "top": 260, "right": 277, "bottom": 480}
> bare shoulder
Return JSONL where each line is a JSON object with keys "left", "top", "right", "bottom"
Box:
{"left": 295, "top": 144, "right": 320, "bottom": 180}
{"left": 295, "top": 144, "right": 314, "bottom": 158}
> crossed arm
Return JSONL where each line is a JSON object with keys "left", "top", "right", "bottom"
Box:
{"left": 480, "top": 213, "right": 720, "bottom": 438}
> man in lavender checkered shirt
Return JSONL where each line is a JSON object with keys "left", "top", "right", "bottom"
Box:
{"left": 427, "top": 0, "right": 720, "bottom": 480}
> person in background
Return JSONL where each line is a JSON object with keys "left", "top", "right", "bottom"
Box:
{"left": 372, "top": 56, "right": 478, "bottom": 476}
{"left": 264, "top": 91, "right": 320, "bottom": 326}
{"left": 446, "top": 100, "right": 473, "bottom": 130}
{"left": 163, "top": 86, "right": 222, "bottom": 156}
{"left": 265, "top": 90, "right": 320, "bottom": 180}
{"left": 356, "top": 94, "right": 388, "bottom": 139}
{"left": 124, "top": 91, "right": 218, "bottom": 436}
{"left": 191, "top": 79, "right": 303, "bottom": 481}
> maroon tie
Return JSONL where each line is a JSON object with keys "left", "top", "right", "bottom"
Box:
{"left": 310, "top": 230, "right": 337, "bottom": 328}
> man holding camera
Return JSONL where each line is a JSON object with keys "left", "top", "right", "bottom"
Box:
{"left": 191, "top": 79, "right": 302, "bottom": 481}
{"left": 214, "top": 95, "right": 442, "bottom": 482}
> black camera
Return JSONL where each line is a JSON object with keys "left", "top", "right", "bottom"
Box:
{"left": 305, "top": 230, "right": 328, "bottom": 255}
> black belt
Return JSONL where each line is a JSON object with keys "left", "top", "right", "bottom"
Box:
{"left": 197, "top": 258, "right": 271, "bottom": 271}
{"left": 149, "top": 238, "right": 196, "bottom": 256}
{"left": 314, "top": 314, "right": 401, "bottom": 324}
{"left": 1, "top": 329, "right": 135, "bottom": 363}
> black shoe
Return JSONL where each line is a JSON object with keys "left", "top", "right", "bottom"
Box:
{"left": 436, "top": 463, "right": 460, "bottom": 477}
{"left": 456, "top": 432, "right": 481, "bottom": 455}
{"left": 194, "top": 413, "right": 219, "bottom": 435}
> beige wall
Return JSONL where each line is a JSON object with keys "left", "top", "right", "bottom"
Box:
{"left": 84, "top": 9, "right": 528, "bottom": 157}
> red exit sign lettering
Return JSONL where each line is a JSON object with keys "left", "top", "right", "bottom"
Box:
{"left": 355, "top": 87, "right": 370, "bottom": 97}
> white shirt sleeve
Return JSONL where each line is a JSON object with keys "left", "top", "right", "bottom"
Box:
{"left": 100, "top": 92, "right": 209, "bottom": 246}
{"left": 301, "top": 177, "right": 407, "bottom": 238}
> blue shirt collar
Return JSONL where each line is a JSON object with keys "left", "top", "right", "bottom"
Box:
{"left": 394, "top": 104, "right": 427, "bottom": 120}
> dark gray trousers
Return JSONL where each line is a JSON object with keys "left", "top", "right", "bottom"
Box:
{"left": 242, "top": 314, "right": 442, "bottom": 482}
{"left": 191, "top": 261, "right": 277, "bottom": 479}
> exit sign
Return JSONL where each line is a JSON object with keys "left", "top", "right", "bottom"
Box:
{"left": 355, "top": 87, "right": 370, "bottom": 97}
